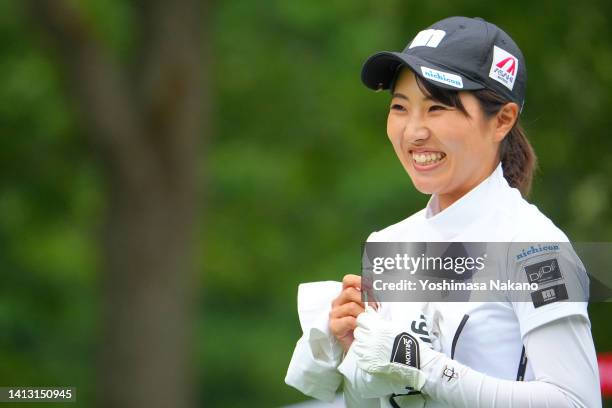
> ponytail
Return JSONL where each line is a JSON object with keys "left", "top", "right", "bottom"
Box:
{"left": 499, "top": 122, "right": 537, "bottom": 197}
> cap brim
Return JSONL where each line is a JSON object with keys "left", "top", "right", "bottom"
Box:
{"left": 361, "top": 51, "right": 484, "bottom": 92}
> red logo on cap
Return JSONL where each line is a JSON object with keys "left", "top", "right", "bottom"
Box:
{"left": 496, "top": 57, "right": 516, "bottom": 76}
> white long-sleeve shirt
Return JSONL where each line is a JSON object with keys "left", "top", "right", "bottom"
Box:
{"left": 285, "top": 164, "right": 601, "bottom": 407}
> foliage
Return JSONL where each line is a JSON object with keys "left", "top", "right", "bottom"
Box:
{"left": 1, "top": 1, "right": 611, "bottom": 406}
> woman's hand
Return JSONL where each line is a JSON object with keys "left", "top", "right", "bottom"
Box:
{"left": 329, "top": 274, "right": 368, "bottom": 353}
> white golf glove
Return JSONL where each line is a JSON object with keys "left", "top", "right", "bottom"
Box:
{"left": 353, "top": 309, "right": 439, "bottom": 392}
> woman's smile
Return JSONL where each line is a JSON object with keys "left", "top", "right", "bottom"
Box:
{"left": 409, "top": 149, "right": 447, "bottom": 170}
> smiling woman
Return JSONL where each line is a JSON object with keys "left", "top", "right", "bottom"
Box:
{"left": 286, "top": 16, "right": 601, "bottom": 408}
{"left": 386, "top": 68, "right": 535, "bottom": 211}
{"left": 387, "top": 68, "right": 518, "bottom": 210}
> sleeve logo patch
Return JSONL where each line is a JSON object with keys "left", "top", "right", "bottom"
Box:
{"left": 524, "top": 258, "right": 563, "bottom": 285}
{"left": 531, "top": 283, "right": 568, "bottom": 308}
{"left": 515, "top": 244, "right": 560, "bottom": 261}
{"left": 442, "top": 365, "right": 459, "bottom": 382}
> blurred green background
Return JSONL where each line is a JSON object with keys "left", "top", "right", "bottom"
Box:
{"left": 1, "top": 0, "right": 612, "bottom": 407}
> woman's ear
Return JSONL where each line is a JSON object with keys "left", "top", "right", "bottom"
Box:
{"left": 493, "top": 102, "right": 519, "bottom": 142}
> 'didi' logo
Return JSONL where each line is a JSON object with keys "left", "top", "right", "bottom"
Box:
{"left": 489, "top": 45, "right": 518, "bottom": 91}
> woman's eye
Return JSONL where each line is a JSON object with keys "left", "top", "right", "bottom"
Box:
{"left": 429, "top": 105, "right": 447, "bottom": 112}
{"left": 390, "top": 104, "right": 405, "bottom": 111}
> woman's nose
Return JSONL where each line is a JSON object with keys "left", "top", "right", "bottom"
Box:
{"left": 403, "top": 117, "right": 430, "bottom": 144}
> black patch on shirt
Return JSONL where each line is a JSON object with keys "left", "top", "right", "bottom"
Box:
{"left": 391, "top": 332, "right": 419, "bottom": 368}
{"left": 524, "top": 258, "right": 563, "bottom": 285}
{"left": 531, "top": 283, "right": 568, "bottom": 308}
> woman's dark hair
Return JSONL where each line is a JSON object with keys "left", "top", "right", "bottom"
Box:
{"left": 391, "top": 68, "right": 537, "bottom": 197}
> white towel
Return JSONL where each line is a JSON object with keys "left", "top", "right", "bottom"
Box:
{"left": 285, "top": 281, "right": 344, "bottom": 402}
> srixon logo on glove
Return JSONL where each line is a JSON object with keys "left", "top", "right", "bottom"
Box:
{"left": 390, "top": 315, "right": 432, "bottom": 369}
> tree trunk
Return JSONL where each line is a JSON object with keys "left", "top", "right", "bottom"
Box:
{"left": 27, "top": 1, "right": 208, "bottom": 407}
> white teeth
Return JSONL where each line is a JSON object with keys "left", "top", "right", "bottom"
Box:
{"left": 412, "top": 152, "right": 445, "bottom": 165}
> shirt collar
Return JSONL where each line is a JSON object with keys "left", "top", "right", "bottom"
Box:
{"left": 424, "top": 162, "right": 509, "bottom": 237}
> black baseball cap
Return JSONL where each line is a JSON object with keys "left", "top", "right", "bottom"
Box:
{"left": 361, "top": 16, "right": 526, "bottom": 111}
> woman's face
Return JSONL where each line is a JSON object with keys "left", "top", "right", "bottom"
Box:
{"left": 387, "top": 68, "right": 504, "bottom": 209}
